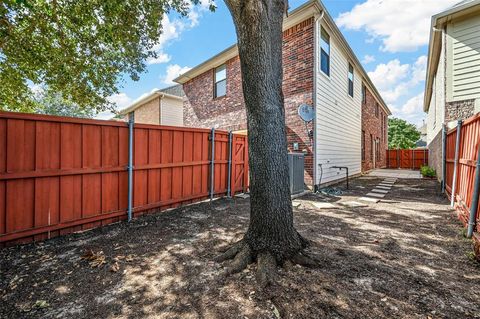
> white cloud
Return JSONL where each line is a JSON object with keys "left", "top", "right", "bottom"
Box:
{"left": 368, "top": 59, "right": 409, "bottom": 92}
{"left": 362, "top": 54, "right": 375, "bottom": 64}
{"left": 162, "top": 64, "right": 192, "bottom": 85}
{"left": 336, "top": 0, "right": 459, "bottom": 52}
{"left": 147, "top": 2, "right": 212, "bottom": 65}
{"left": 107, "top": 92, "right": 132, "bottom": 109}
{"left": 368, "top": 55, "right": 428, "bottom": 105}
{"left": 401, "top": 93, "right": 424, "bottom": 115}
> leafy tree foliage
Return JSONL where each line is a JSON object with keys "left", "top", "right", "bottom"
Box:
{"left": 388, "top": 117, "right": 421, "bottom": 149}
{"left": 0, "top": 0, "right": 213, "bottom": 113}
{"left": 34, "top": 88, "right": 97, "bottom": 118}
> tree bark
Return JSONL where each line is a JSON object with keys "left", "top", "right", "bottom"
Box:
{"left": 221, "top": 0, "right": 306, "bottom": 265}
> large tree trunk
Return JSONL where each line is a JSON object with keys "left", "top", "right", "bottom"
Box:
{"left": 216, "top": 0, "right": 314, "bottom": 286}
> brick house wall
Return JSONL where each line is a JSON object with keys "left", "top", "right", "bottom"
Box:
{"left": 182, "top": 18, "right": 315, "bottom": 184}
{"left": 362, "top": 86, "right": 388, "bottom": 172}
{"left": 133, "top": 97, "right": 161, "bottom": 124}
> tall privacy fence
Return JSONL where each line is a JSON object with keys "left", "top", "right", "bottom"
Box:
{"left": 0, "top": 111, "right": 249, "bottom": 246}
{"left": 443, "top": 113, "right": 480, "bottom": 242}
{"left": 386, "top": 149, "right": 428, "bottom": 169}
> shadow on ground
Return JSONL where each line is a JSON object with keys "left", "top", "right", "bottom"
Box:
{"left": 1, "top": 177, "right": 479, "bottom": 318}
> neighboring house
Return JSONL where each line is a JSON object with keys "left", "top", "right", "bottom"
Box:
{"left": 119, "top": 85, "right": 184, "bottom": 126}
{"left": 174, "top": 0, "right": 390, "bottom": 188}
{"left": 424, "top": 0, "right": 480, "bottom": 179}
{"left": 175, "top": 0, "right": 391, "bottom": 190}
{"left": 416, "top": 123, "right": 428, "bottom": 148}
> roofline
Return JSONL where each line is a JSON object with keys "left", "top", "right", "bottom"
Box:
{"left": 174, "top": 0, "right": 390, "bottom": 115}
{"left": 423, "top": 0, "right": 480, "bottom": 112}
{"left": 119, "top": 90, "right": 183, "bottom": 115}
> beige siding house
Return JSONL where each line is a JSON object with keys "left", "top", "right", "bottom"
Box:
{"left": 119, "top": 86, "right": 184, "bottom": 126}
{"left": 424, "top": 0, "right": 480, "bottom": 179}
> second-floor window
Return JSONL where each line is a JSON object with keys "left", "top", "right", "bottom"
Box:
{"left": 320, "top": 27, "right": 330, "bottom": 76}
{"left": 375, "top": 102, "right": 379, "bottom": 118}
{"left": 348, "top": 63, "right": 354, "bottom": 97}
{"left": 214, "top": 64, "right": 226, "bottom": 98}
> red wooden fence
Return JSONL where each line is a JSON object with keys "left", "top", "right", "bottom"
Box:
{"left": 386, "top": 149, "right": 428, "bottom": 169}
{"left": 0, "top": 111, "right": 249, "bottom": 246}
{"left": 445, "top": 113, "right": 480, "bottom": 232}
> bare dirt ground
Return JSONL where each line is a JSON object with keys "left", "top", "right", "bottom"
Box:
{"left": 1, "top": 176, "right": 479, "bottom": 319}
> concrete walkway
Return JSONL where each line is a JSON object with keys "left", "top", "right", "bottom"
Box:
{"left": 367, "top": 168, "right": 422, "bottom": 179}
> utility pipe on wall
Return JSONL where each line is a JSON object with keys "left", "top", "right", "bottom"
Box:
{"left": 127, "top": 112, "right": 134, "bottom": 222}
{"left": 451, "top": 120, "right": 463, "bottom": 207}
{"left": 210, "top": 128, "right": 215, "bottom": 201}
{"left": 467, "top": 144, "right": 480, "bottom": 238}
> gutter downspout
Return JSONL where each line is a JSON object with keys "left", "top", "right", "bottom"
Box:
{"left": 312, "top": 9, "right": 324, "bottom": 192}
{"left": 451, "top": 120, "right": 463, "bottom": 207}
{"left": 127, "top": 112, "right": 134, "bottom": 222}
{"left": 467, "top": 144, "right": 480, "bottom": 238}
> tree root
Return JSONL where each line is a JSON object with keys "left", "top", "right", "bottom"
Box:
{"left": 214, "top": 237, "right": 320, "bottom": 288}
{"left": 291, "top": 252, "right": 319, "bottom": 268}
{"left": 256, "top": 252, "right": 277, "bottom": 288}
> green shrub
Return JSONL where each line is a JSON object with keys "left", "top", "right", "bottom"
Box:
{"left": 420, "top": 165, "right": 436, "bottom": 178}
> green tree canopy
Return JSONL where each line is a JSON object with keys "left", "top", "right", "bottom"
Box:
{"left": 0, "top": 0, "right": 213, "bottom": 113}
{"left": 388, "top": 117, "right": 421, "bottom": 149}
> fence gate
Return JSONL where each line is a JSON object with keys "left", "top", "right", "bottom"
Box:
{"left": 386, "top": 149, "right": 428, "bottom": 169}
{"left": 230, "top": 135, "right": 249, "bottom": 194}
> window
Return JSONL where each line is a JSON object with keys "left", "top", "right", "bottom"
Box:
{"left": 214, "top": 64, "right": 226, "bottom": 98}
{"left": 361, "top": 130, "right": 365, "bottom": 161}
{"left": 320, "top": 27, "right": 330, "bottom": 76}
{"left": 348, "top": 63, "right": 354, "bottom": 97}
{"left": 361, "top": 84, "right": 367, "bottom": 104}
{"left": 375, "top": 102, "right": 379, "bottom": 118}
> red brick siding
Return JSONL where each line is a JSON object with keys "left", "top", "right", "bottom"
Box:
{"left": 362, "top": 86, "right": 388, "bottom": 172}
{"left": 183, "top": 18, "right": 315, "bottom": 184}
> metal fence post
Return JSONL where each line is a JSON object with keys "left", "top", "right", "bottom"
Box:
{"left": 451, "top": 120, "right": 463, "bottom": 207}
{"left": 441, "top": 124, "right": 447, "bottom": 193}
{"left": 227, "top": 131, "right": 233, "bottom": 198}
{"left": 210, "top": 128, "right": 215, "bottom": 201}
{"left": 127, "top": 112, "right": 134, "bottom": 222}
{"left": 467, "top": 145, "right": 480, "bottom": 238}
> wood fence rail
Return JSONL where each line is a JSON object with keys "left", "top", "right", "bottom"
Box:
{"left": 386, "top": 149, "right": 428, "bottom": 169}
{"left": 444, "top": 113, "right": 480, "bottom": 236}
{"left": 0, "top": 111, "right": 249, "bottom": 246}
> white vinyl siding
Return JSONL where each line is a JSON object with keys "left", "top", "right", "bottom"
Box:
{"left": 160, "top": 97, "right": 184, "bottom": 126}
{"left": 448, "top": 15, "right": 480, "bottom": 101}
{"left": 315, "top": 21, "right": 362, "bottom": 185}
{"left": 427, "top": 29, "right": 446, "bottom": 146}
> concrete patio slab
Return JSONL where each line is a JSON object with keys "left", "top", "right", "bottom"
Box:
{"left": 376, "top": 186, "right": 392, "bottom": 190}
{"left": 358, "top": 197, "right": 380, "bottom": 203}
{"left": 368, "top": 169, "right": 421, "bottom": 179}
{"left": 312, "top": 202, "right": 339, "bottom": 209}
{"left": 366, "top": 192, "right": 386, "bottom": 198}
{"left": 372, "top": 189, "right": 389, "bottom": 194}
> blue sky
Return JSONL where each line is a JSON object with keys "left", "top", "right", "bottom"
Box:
{"left": 103, "top": 0, "right": 461, "bottom": 127}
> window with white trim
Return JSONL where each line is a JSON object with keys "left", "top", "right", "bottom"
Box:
{"left": 320, "top": 27, "right": 330, "bottom": 76}
{"left": 214, "top": 64, "right": 226, "bottom": 98}
{"left": 348, "top": 63, "right": 354, "bottom": 97}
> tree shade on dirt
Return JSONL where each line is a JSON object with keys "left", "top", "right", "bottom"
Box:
{"left": 1, "top": 177, "right": 479, "bottom": 318}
